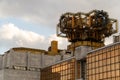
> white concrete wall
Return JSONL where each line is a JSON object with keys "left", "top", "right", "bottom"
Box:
{"left": 3, "top": 54, "right": 7, "bottom": 68}
{"left": 0, "top": 56, "right": 3, "bottom": 69}
{"left": 28, "top": 53, "right": 42, "bottom": 69}
{"left": 2, "top": 51, "right": 27, "bottom": 68}
{"left": 42, "top": 54, "right": 62, "bottom": 67}
{"left": 12, "top": 52, "right": 27, "bottom": 67}
{"left": 2, "top": 50, "right": 43, "bottom": 69}
{"left": 75, "top": 46, "right": 92, "bottom": 60}
{"left": 43, "top": 55, "right": 56, "bottom": 66}
{"left": 3, "top": 69, "right": 40, "bottom": 80}
{"left": 63, "top": 54, "right": 72, "bottom": 59}
{"left": 54, "top": 55, "right": 61, "bottom": 62}
{"left": 0, "top": 70, "right": 3, "bottom": 80}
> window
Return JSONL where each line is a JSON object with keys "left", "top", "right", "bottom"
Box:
{"left": 41, "top": 58, "right": 75, "bottom": 80}
{"left": 86, "top": 43, "right": 120, "bottom": 80}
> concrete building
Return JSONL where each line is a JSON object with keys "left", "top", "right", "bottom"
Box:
{"left": 0, "top": 41, "right": 74, "bottom": 80}
{"left": 41, "top": 38, "right": 120, "bottom": 80}
{"left": 0, "top": 10, "right": 120, "bottom": 80}
{"left": 0, "top": 35, "right": 120, "bottom": 80}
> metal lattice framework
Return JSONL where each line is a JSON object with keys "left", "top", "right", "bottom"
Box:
{"left": 57, "top": 10, "right": 118, "bottom": 43}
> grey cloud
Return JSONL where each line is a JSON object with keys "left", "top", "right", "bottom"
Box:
{"left": 0, "top": 0, "right": 120, "bottom": 54}
{"left": 0, "top": 0, "right": 120, "bottom": 28}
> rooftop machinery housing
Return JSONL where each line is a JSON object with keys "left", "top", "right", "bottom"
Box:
{"left": 0, "top": 10, "right": 120, "bottom": 80}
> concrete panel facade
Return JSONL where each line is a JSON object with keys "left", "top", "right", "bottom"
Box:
{"left": 28, "top": 53, "right": 42, "bottom": 68}
{"left": 0, "top": 70, "right": 3, "bottom": 80}
{"left": 2, "top": 50, "right": 44, "bottom": 69}
{"left": 12, "top": 52, "right": 27, "bottom": 67}
{"left": 3, "top": 54, "right": 7, "bottom": 68}
{"left": 0, "top": 56, "right": 3, "bottom": 69}
{"left": 43, "top": 55, "right": 56, "bottom": 66}
{"left": 75, "top": 46, "right": 92, "bottom": 60}
{"left": 54, "top": 55, "right": 61, "bottom": 62}
{"left": 0, "top": 69, "right": 40, "bottom": 80}
{"left": 3, "top": 51, "right": 27, "bottom": 69}
{"left": 63, "top": 54, "right": 72, "bottom": 59}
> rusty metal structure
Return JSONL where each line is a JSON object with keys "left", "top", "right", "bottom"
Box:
{"left": 57, "top": 10, "right": 118, "bottom": 49}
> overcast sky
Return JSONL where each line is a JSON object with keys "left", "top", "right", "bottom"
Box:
{"left": 0, "top": 0, "right": 120, "bottom": 54}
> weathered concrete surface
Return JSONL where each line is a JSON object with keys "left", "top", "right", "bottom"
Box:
{"left": 11, "top": 52, "right": 27, "bottom": 67}
{"left": 42, "top": 54, "right": 62, "bottom": 67}
{"left": 2, "top": 51, "right": 27, "bottom": 69}
{"left": 2, "top": 50, "right": 44, "bottom": 69}
{"left": 63, "top": 54, "right": 72, "bottom": 59}
{"left": 0, "top": 48, "right": 74, "bottom": 80}
{"left": 28, "top": 53, "right": 42, "bottom": 68}
{"left": 3, "top": 54, "right": 7, "bottom": 69}
{"left": 0, "top": 55, "right": 3, "bottom": 69}
{"left": 0, "top": 70, "right": 3, "bottom": 80}
{"left": 0, "top": 69, "right": 40, "bottom": 80}
{"left": 54, "top": 55, "right": 61, "bottom": 62}
{"left": 43, "top": 55, "right": 56, "bottom": 66}
{"left": 75, "top": 46, "right": 92, "bottom": 60}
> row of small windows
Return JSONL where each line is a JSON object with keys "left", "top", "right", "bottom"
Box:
{"left": 41, "top": 43, "right": 120, "bottom": 80}
{"left": 87, "top": 50, "right": 119, "bottom": 63}
{"left": 87, "top": 44, "right": 120, "bottom": 80}
{"left": 87, "top": 44, "right": 120, "bottom": 58}
{"left": 41, "top": 59, "right": 75, "bottom": 80}
{"left": 87, "top": 58, "right": 119, "bottom": 69}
